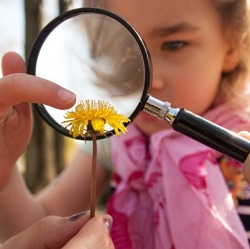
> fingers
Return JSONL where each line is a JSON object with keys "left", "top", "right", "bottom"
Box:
{"left": 64, "top": 214, "right": 114, "bottom": 249}
{"left": 1, "top": 212, "right": 90, "bottom": 249}
{"left": 239, "top": 131, "right": 250, "bottom": 183}
{"left": 238, "top": 131, "right": 250, "bottom": 140}
{"left": 37, "top": 212, "right": 91, "bottom": 249}
{"left": 0, "top": 74, "right": 76, "bottom": 109}
{"left": 243, "top": 154, "right": 250, "bottom": 183}
{"left": 1, "top": 51, "right": 76, "bottom": 110}
{"left": 1, "top": 51, "right": 26, "bottom": 75}
{"left": 1, "top": 213, "right": 114, "bottom": 249}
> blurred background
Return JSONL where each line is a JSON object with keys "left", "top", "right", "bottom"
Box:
{"left": 0, "top": 0, "right": 92, "bottom": 193}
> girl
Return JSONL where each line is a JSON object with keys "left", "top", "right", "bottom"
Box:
{"left": 1, "top": 0, "right": 250, "bottom": 248}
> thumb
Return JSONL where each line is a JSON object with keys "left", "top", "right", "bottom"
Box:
{"left": 243, "top": 154, "right": 250, "bottom": 183}
{"left": 63, "top": 214, "right": 114, "bottom": 249}
{"left": 1, "top": 51, "right": 26, "bottom": 75}
{"left": 1, "top": 212, "right": 90, "bottom": 249}
{"left": 239, "top": 131, "right": 250, "bottom": 183}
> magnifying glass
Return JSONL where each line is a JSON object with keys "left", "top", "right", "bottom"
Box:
{"left": 27, "top": 7, "right": 149, "bottom": 140}
{"left": 27, "top": 7, "right": 250, "bottom": 163}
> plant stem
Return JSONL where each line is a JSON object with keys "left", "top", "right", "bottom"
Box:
{"left": 90, "top": 134, "right": 97, "bottom": 218}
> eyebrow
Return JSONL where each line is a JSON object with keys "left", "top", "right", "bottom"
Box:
{"left": 152, "top": 22, "right": 199, "bottom": 36}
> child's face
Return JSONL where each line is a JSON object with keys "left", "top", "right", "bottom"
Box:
{"left": 108, "top": 0, "right": 232, "bottom": 135}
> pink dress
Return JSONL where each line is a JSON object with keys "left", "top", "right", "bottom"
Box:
{"left": 107, "top": 96, "right": 250, "bottom": 249}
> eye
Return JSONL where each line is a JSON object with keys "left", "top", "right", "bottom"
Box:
{"left": 161, "top": 41, "right": 187, "bottom": 51}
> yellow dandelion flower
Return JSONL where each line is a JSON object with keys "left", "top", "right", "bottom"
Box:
{"left": 62, "top": 99, "right": 130, "bottom": 138}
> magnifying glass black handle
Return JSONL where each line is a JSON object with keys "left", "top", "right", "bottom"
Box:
{"left": 173, "top": 108, "right": 250, "bottom": 163}
{"left": 144, "top": 96, "right": 250, "bottom": 163}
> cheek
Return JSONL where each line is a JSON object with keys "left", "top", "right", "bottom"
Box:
{"left": 180, "top": 77, "right": 220, "bottom": 114}
{"left": 163, "top": 63, "right": 221, "bottom": 114}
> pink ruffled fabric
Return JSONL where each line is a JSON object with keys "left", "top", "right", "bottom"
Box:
{"left": 107, "top": 97, "right": 250, "bottom": 249}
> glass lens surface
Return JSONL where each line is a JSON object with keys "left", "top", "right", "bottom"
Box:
{"left": 29, "top": 9, "right": 150, "bottom": 139}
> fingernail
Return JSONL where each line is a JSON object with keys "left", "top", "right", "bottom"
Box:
{"left": 103, "top": 215, "right": 113, "bottom": 231}
{"left": 68, "top": 211, "right": 89, "bottom": 222}
{"left": 58, "top": 89, "right": 76, "bottom": 104}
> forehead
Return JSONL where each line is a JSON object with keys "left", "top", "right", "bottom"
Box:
{"left": 106, "top": 0, "right": 221, "bottom": 36}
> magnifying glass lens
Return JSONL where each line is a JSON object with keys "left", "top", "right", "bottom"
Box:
{"left": 28, "top": 8, "right": 151, "bottom": 140}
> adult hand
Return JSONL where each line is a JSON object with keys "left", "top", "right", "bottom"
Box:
{"left": 239, "top": 131, "right": 250, "bottom": 183}
{"left": 1, "top": 212, "right": 114, "bottom": 249}
{"left": 0, "top": 52, "right": 76, "bottom": 189}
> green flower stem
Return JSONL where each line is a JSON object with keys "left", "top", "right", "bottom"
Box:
{"left": 90, "top": 134, "right": 97, "bottom": 218}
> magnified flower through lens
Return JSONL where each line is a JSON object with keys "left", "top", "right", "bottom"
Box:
{"left": 62, "top": 99, "right": 130, "bottom": 139}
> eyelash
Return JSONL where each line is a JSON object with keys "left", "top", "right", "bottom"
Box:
{"left": 161, "top": 41, "right": 187, "bottom": 51}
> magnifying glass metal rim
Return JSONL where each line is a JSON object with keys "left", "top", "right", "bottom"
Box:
{"left": 27, "top": 7, "right": 151, "bottom": 140}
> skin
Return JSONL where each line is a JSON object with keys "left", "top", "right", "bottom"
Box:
{"left": 0, "top": 53, "right": 110, "bottom": 240}
{"left": 107, "top": 0, "right": 239, "bottom": 135}
{"left": 0, "top": 52, "right": 76, "bottom": 190}
{"left": 0, "top": 52, "right": 110, "bottom": 242}
{"left": 1, "top": 213, "right": 114, "bottom": 249}
{"left": 0, "top": 0, "right": 243, "bottom": 242}
{"left": 240, "top": 131, "right": 250, "bottom": 183}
